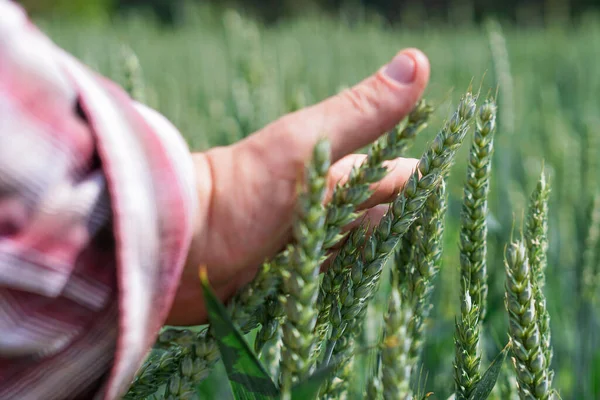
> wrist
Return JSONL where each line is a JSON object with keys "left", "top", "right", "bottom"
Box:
{"left": 165, "top": 151, "right": 242, "bottom": 326}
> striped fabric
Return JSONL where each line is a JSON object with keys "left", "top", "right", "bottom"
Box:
{"left": 0, "top": 1, "right": 198, "bottom": 399}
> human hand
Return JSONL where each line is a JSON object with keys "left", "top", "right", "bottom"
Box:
{"left": 167, "top": 48, "right": 430, "bottom": 326}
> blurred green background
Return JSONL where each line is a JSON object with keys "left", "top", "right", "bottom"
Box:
{"left": 14, "top": 0, "right": 600, "bottom": 24}
{"left": 20, "top": 0, "right": 600, "bottom": 399}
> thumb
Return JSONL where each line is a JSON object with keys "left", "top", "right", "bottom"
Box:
{"left": 243, "top": 48, "right": 430, "bottom": 169}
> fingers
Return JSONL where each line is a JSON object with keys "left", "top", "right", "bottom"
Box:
{"left": 326, "top": 154, "right": 419, "bottom": 210}
{"left": 320, "top": 153, "right": 418, "bottom": 266}
{"left": 295, "top": 48, "right": 430, "bottom": 162}
{"left": 239, "top": 48, "right": 430, "bottom": 181}
{"left": 330, "top": 204, "right": 390, "bottom": 248}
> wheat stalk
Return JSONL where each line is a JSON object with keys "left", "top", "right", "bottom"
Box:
{"left": 381, "top": 286, "right": 413, "bottom": 400}
{"left": 133, "top": 102, "right": 432, "bottom": 397}
{"left": 505, "top": 240, "right": 553, "bottom": 400}
{"left": 121, "top": 45, "right": 146, "bottom": 103}
{"left": 321, "top": 92, "right": 477, "bottom": 397}
{"left": 126, "top": 257, "right": 281, "bottom": 398}
{"left": 380, "top": 180, "right": 447, "bottom": 399}
{"left": 406, "top": 180, "right": 448, "bottom": 366}
{"left": 254, "top": 99, "right": 433, "bottom": 365}
{"left": 525, "top": 171, "right": 550, "bottom": 288}
{"left": 454, "top": 98, "right": 497, "bottom": 400}
{"left": 279, "top": 138, "right": 330, "bottom": 388}
{"left": 524, "top": 172, "right": 554, "bottom": 394}
{"left": 255, "top": 294, "right": 285, "bottom": 378}
{"left": 308, "top": 100, "right": 433, "bottom": 361}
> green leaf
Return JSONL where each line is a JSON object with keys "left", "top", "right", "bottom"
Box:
{"left": 290, "top": 362, "right": 338, "bottom": 400}
{"left": 468, "top": 342, "right": 511, "bottom": 400}
{"left": 200, "top": 267, "right": 279, "bottom": 399}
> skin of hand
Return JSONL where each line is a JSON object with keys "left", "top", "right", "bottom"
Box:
{"left": 166, "top": 48, "right": 430, "bottom": 326}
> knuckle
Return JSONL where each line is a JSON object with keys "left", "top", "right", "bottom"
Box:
{"left": 341, "top": 84, "right": 382, "bottom": 117}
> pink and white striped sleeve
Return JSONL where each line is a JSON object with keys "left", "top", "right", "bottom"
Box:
{"left": 0, "top": 1, "right": 198, "bottom": 399}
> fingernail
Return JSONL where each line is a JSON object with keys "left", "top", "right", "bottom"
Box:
{"left": 384, "top": 53, "right": 416, "bottom": 84}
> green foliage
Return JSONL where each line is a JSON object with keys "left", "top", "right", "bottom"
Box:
{"left": 468, "top": 343, "right": 511, "bottom": 400}
{"left": 200, "top": 268, "right": 279, "bottom": 399}
{"left": 20, "top": 0, "right": 115, "bottom": 20}
{"left": 199, "top": 265, "right": 340, "bottom": 400}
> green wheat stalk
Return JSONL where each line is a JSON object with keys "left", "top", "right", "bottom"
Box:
{"left": 454, "top": 98, "right": 497, "bottom": 400}
{"left": 253, "top": 99, "right": 434, "bottom": 365}
{"left": 525, "top": 171, "right": 550, "bottom": 288}
{"left": 381, "top": 285, "right": 413, "bottom": 400}
{"left": 524, "top": 171, "right": 554, "bottom": 394}
{"left": 381, "top": 180, "right": 448, "bottom": 399}
{"left": 505, "top": 240, "right": 554, "bottom": 400}
{"left": 279, "top": 138, "right": 330, "bottom": 389}
{"left": 134, "top": 101, "right": 432, "bottom": 398}
{"left": 406, "top": 180, "right": 448, "bottom": 369}
{"left": 121, "top": 45, "right": 145, "bottom": 103}
{"left": 312, "top": 100, "right": 433, "bottom": 359}
{"left": 321, "top": 92, "right": 477, "bottom": 397}
{"left": 255, "top": 294, "right": 285, "bottom": 378}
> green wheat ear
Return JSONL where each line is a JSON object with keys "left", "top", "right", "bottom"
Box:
{"left": 255, "top": 295, "right": 285, "bottom": 377}
{"left": 127, "top": 258, "right": 282, "bottom": 399}
{"left": 523, "top": 171, "right": 554, "bottom": 398}
{"left": 525, "top": 170, "right": 550, "bottom": 288}
{"left": 120, "top": 45, "right": 145, "bottom": 103}
{"left": 133, "top": 100, "right": 434, "bottom": 398}
{"left": 279, "top": 138, "right": 330, "bottom": 390}
{"left": 313, "top": 99, "right": 433, "bottom": 362}
{"left": 380, "top": 179, "right": 448, "bottom": 399}
{"left": 406, "top": 179, "right": 448, "bottom": 368}
{"left": 255, "top": 98, "right": 434, "bottom": 368}
{"left": 381, "top": 285, "right": 413, "bottom": 400}
{"left": 454, "top": 98, "right": 497, "bottom": 400}
{"left": 321, "top": 92, "right": 477, "bottom": 398}
{"left": 504, "top": 239, "right": 554, "bottom": 400}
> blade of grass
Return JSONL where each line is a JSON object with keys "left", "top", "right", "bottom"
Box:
{"left": 200, "top": 266, "right": 279, "bottom": 398}
{"left": 468, "top": 342, "right": 510, "bottom": 400}
{"left": 290, "top": 363, "right": 338, "bottom": 400}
